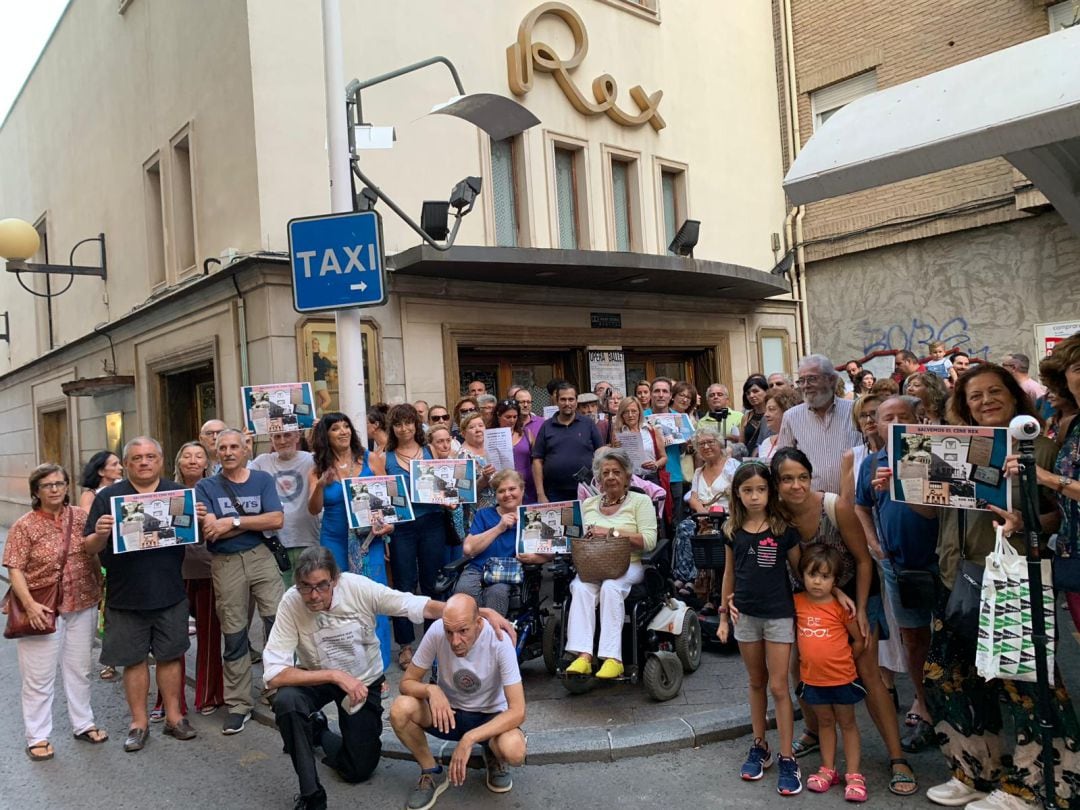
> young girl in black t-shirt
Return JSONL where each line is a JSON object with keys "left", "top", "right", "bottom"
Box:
{"left": 717, "top": 461, "right": 804, "bottom": 796}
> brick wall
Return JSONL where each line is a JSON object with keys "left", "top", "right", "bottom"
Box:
{"left": 783, "top": 0, "right": 1059, "bottom": 262}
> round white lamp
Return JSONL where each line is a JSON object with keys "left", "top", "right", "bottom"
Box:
{"left": 0, "top": 218, "right": 41, "bottom": 261}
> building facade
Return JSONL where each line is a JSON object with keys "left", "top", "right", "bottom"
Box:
{"left": 775, "top": 0, "right": 1080, "bottom": 368}
{"left": 0, "top": 0, "right": 796, "bottom": 524}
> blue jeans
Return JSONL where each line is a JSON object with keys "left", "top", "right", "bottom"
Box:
{"left": 387, "top": 511, "right": 445, "bottom": 645}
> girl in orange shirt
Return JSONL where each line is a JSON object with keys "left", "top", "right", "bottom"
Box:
{"left": 795, "top": 544, "right": 867, "bottom": 801}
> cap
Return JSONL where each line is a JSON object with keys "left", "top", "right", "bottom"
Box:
{"left": 577, "top": 393, "right": 600, "bottom": 404}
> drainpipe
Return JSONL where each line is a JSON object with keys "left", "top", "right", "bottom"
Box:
{"left": 231, "top": 275, "right": 251, "bottom": 387}
{"left": 780, "top": 0, "right": 812, "bottom": 354}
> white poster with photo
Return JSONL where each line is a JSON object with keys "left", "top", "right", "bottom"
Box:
{"left": 646, "top": 412, "right": 695, "bottom": 446}
{"left": 111, "top": 489, "right": 200, "bottom": 554}
{"left": 587, "top": 347, "right": 625, "bottom": 393}
{"left": 241, "top": 382, "right": 316, "bottom": 435}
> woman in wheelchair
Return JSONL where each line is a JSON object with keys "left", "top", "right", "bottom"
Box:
{"left": 454, "top": 469, "right": 547, "bottom": 616}
{"left": 565, "top": 447, "right": 658, "bottom": 680}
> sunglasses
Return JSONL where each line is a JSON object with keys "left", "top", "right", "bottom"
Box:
{"left": 430, "top": 414, "right": 450, "bottom": 422}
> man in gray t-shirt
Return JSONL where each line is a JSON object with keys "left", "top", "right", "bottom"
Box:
{"left": 390, "top": 594, "right": 526, "bottom": 807}
{"left": 251, "top": 431, "right": 318, "bottom": 584}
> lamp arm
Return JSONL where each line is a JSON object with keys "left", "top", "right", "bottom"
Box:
{"left": 347, "top": 56, "right": 465, "bottom": 127}
{"left": 350, "top": 163, "right": 460, "bottom": 252}
{"left": 13, "top": 269, "right": 74, "bottom": 299}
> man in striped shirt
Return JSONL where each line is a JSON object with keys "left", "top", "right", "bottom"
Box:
{"left": 774, "top": 354, "right": 862, "bottom": 494}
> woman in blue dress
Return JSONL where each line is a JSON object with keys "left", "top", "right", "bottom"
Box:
{"left": 307, "top": 412, "right": 393, "bottom": 674}
{"left": 383, "top": 403, "right": 448, "bottom": 669}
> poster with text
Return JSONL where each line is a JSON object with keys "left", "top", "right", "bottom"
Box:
{"left": 111, "top": 489, "right": 199, "bottom": 554}
{"left": 242, "top": 382, "right": 316, "bottom": 436}
{"left": 484, "top": 427, "right": 515, "bottom": 472}
{"left": 889, "top": 423, "right": 1011, "bottom": 512}
{"left": 410, "top": 458, "right": 477, "bottom": 507}
{"left": 516, "top": 500, "right": 583, "bottom": 555}
{"left": 646, "top": 412, "right": 695, "bottom": 446}
{"left": 342, "top": 475, "right": 415, "bottom": 528}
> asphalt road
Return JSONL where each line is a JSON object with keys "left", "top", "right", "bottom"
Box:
{"left": 0, "top": 638, "right": 959, "bottom": 810}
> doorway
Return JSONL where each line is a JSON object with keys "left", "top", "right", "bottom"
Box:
{"left": 38, "top": 406, "right": 71, "bottom": 471}
{"left": 457, "top": 350, "right": 574, "bottom": 409}
{"left": 157, "top": 362, "right": 216, "bottom": 467}
{"left": 623, "top": 349, "right": 716, "bottom": 397}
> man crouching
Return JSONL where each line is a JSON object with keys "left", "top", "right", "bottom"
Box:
{"left": 390, "top": 594, "right": 526, "bottom": 810}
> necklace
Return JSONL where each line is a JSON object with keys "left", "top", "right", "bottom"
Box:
{"left": 395, "top": 445, "right": 422, "bottom": 463}
{"left": 746, "top": 518, "right": 769, "bottom": 533}
{"left": 600, "top": 491, "right": 628, "bottom": 508}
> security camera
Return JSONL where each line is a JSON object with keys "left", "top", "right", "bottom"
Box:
{"left": 449, "top": 176, "right": 482, "bottom": 213}
{"left": 1008, "top": 415, "right": 1041, "bottom": 442}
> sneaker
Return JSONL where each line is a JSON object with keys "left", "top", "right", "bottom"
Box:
{"left": 482, "top": 745, "right": 513, "bottom": 794}
{"left": 965, "top": 790, "right": 1039, "bottom": 810}
{"left": 926, "top": 777, "right": 987, "bottom": 806}
{"left": 406, "top": 767, "right": 449, "bottom": 810}
{"left": 222, "top": 711, "right": 251, "bottom": 735}
{"left": 149, "top": 706, "right": 165, "bottom": 723}
{"left": 740, "top": 738, "right": 773, "bottom": 781}
{"left": 163, "top": 718, "right": 197, "bottom": 740}
{"left": 776, "top": 755, "right": 802, "bottom": 795}
{"left": 292, "top": 788, "right": 327, "bottom": 810}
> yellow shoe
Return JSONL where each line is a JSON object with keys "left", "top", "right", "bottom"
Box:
{"left": 565, "top": 656, "right": 593, "bottom": 676}
{"left": 595, "top": 659, "right": 624, "bottom": 679}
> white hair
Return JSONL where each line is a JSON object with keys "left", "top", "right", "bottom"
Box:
{"left": 798, "top": 353, "right": 839, "bottom": 380}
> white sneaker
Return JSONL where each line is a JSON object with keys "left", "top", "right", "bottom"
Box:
{"left": 927, "top": 778, "right": 987, "bottom": 806}
{"left": 964, "top": 790, "right": 1038, "bottom": 810}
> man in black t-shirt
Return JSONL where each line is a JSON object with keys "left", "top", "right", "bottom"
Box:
{"left": 531, "top": 384, "right": 603, "bottom": 503}
{"left": 85, "top": 436, "right": 206, "bottom": 752}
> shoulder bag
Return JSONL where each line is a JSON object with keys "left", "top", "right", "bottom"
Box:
{"left": 4, "top": 507, "right": 73, "bottom": 639}
{"left": 219, "top": 478, "right": 291, "bottom": 573}
{"left": 944, "top": 511, "right": 982, "bottom": 640}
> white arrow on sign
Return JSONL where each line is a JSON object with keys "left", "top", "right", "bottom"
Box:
{"left": 350, "top": 282, "right": 368, "bottom": 292}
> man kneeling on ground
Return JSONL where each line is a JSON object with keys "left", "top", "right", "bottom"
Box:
{"left": 391, "top": 593, "right": 526, "bottom": 810}
{"left": 263, "top": 547, "right": 514, "bottom": 810}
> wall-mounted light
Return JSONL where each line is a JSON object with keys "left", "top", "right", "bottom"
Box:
{"left": 0, "top": 217, "right": 107, "bottom": 299}
{"left": 668, "top": 219, "right": 700, "bottom": 257}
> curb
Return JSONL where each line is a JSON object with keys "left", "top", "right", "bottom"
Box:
{"left": 248, "top": 700, "right": 781, "bottom": 766}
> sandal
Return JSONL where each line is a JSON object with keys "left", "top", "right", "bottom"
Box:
{"left": 73, "top": 727, "right": 109, "bottom": 744}
{"left": 26, "top": 740, "right": 54, "bottom": 761}
{"left": 398, "top": 645, "right": 413, "bottom": 670}
{"left": 844, "top": 773, "right": 868, "bottom": 803}
{"left": 904, "top": 711, "right": 921, "bottom": 728}
{"left": 888, "top": 757, "right": 918, "bottom": 796}
{"left": 99, "top": 665, "right": 117, "bottom": 681}
{"left": 807, "top": 766, "right": 840, "bottom": 793}
{"left": 791, "top": 729, "right": 820, "bottom": 758}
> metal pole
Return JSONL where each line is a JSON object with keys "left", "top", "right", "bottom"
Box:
{"left": 321, "top": 0, "right": 368, "bottom": 444}
{"left": 1017, "top": 438, "right": 1056, "bottom": 808}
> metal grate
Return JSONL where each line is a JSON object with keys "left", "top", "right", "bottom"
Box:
{"left": 612, "top": 160, "right": 631, "bottom": 251}
{"left": 555, "top": 148, "right": 578, "bottom": 249}
{"left": 491, "top": 138, "right": 518, "bottom": 247}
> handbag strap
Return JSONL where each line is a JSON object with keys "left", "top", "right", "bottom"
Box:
{"left": 218, "top": 476, "right": 252, "bottom": 517}
{"left": 54, "top": 507, "right": 74, "bottom": 606}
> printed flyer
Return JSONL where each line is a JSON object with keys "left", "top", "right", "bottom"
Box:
{"left": 516, "top": 500, "right": 583, "bottom": 555}
{"left": 409, "top": 458, "right": 477, "bottom": 507}
{"left": 111, "top": 489, "right": 199, "bottom": 554}
{"left": 342, "top": 475, "right": 415, "bottom": 528}
{"left": 646, "top": 412, "right": 695, "bottom": 446}
{"left": 242, "top": 382, "right": 316, "bottom": 435}
{"left": 889, "top": 423, "right": 1011, "bottom": 512}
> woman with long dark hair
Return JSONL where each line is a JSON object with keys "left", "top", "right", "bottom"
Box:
{"left": 739, "top": 375, "right": 770, "bottom": 454}
{"left": 77, "top": 451, "right": 122, "bottom": 512}
{"left": 383, "top": 403, "right": 448, "bottom": 669}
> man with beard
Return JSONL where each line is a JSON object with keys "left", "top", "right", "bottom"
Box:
{"left": 775, "top": 354, "right": 862, "bottom": 493}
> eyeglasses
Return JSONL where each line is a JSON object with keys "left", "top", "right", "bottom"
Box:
{"left": 795, "top": 374, "right": 823, "bottom": 387}
{"left": 38, "top": 482, "right": 68, "bottom": 491}
{"left": 858, "top": 411, "right": 878, "bottom": 422}
{"left": 296, "top": 580, "right": 332, "bottom": 595}
{"left": 430, "top": 414, "right": 450, "bottom": 422}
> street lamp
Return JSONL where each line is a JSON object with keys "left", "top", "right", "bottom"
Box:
{"left": 344, "top": 56, "right": 540, "bottom": 251}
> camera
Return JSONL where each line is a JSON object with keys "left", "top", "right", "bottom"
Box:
{"left": 1008, "top": 415, "right": 1041, "bottom": 441}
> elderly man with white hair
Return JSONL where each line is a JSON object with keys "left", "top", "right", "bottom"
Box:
{"left": 774, "top": 354, "right": 861, "bottom": 494}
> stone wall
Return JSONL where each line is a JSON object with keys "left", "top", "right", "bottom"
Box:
{"left": 805, "top": 212, "right": 1080, "bottom": 365}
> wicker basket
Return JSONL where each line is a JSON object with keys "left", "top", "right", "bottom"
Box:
{"left": 572, "top": 534, "right": 631, "bottom": 583}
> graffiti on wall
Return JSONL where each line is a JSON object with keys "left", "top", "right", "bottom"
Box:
{"left": 856, "top": 316, "right": 990, "bottom": 359}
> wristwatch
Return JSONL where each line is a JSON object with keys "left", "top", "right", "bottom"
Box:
{"left": 232, "top": 516, "right": 241, "bottom": 529}
{"left": 611, "top": 529, "right": 621, "bottom": 539}
{"left": 1060, "top": 477, "right": 1072, "bottom": 493}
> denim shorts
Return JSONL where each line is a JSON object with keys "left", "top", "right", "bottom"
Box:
{"left": 797, "top": 679, "right": 866, "bottom": 706}
{"left": 878, "top": 558, "right": 934, "bottom": 629}
{"left": 426, "top": 709, "right": 499, "bottom": 742}
{"left": 734, "top": 613, "right": 795, "bottom": 644}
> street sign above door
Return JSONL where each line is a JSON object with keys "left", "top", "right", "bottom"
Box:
{"left": 288, "top": 210, "right": 386, "bottom": 313}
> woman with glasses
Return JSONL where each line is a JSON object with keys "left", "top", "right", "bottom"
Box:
{"left": 610, "top": 397, "right": 665, "bottom": 484}
{"left": 457, "top": 412, "right": 497, "bottom": 523}
{"left": 902, "top": 372, "right": 947, "bottom": 424}
{"left": 495, "top": 398, "right": 536, "bottom": 503}
{"left": 4, "top": 464, "right": 107, "bottom": 760}
{"left": 428, "top": 423, "right": 467, "bottom": 563}
{"left": 451, "top": 397, "right": 479, "bottom": 444}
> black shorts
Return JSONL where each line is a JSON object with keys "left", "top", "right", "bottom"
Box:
{"left": 101, "top": 599, "right": 190, "bottom": 667}
{"left": 426, "top": 709, "right": 499, "bottom": 742}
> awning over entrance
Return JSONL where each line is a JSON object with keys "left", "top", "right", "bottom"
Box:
{"left": 387, "top": 245, "right": 789, "bottom": 300}
{"left": 783, "top": 26, "right": 1080, "bottom": 234}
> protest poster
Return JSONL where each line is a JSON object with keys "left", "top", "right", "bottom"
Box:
{"left": 889, "top": 423, "right": 1011, "bottom": 512}
{"left": 516, "top": 500, "right": 583, "bottom": 555}
{"left": 484, "top": 427, "right": 515, "bottom": 472}
{"left": 410, "top": 458, "right": 477, "bottom": 507}
{"left": 542, "top": 405, "right": 559, "bottom": 419}
{"left": 616, "top": 430, "right": 647, "bottom": 475}
{"left": 112, "top": 489, "right": 199, "bottom": 554}
{"left": 646, "top": 412, "right": 695, "bottom": 446}
{"left": 342, "top": 475, "right": 415, "bottom": 528}
{"left": 242, "top": 382, "right": 316, "bottom": 435}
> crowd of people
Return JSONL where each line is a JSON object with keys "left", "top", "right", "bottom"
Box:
{"left": 4, "top": 335, "right": 1080, "bottom": 810}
